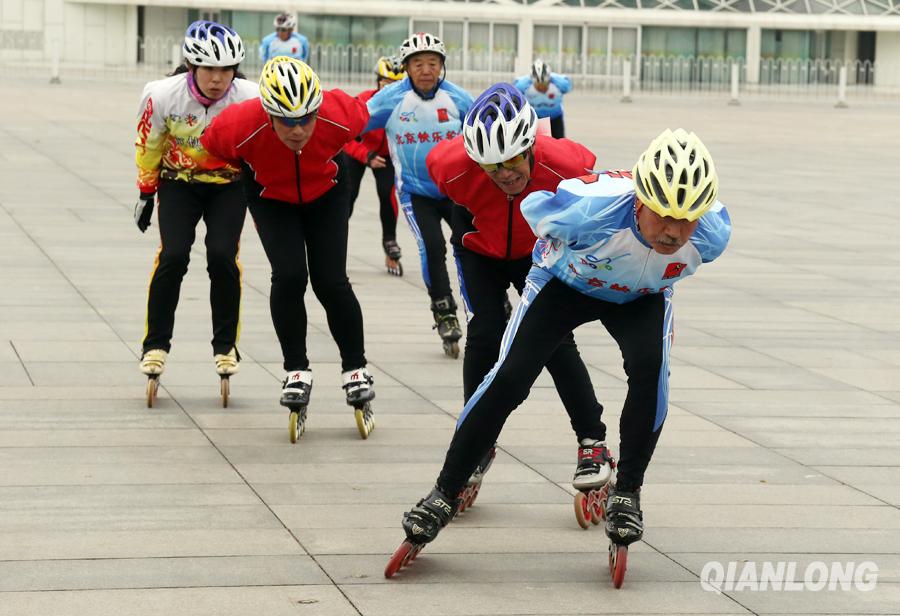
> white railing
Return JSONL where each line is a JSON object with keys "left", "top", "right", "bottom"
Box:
{"left": 1, "top": 38, "right": 895, "bottom": 101}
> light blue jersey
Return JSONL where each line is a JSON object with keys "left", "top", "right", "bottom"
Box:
{"left": 514, "top": 74, "right": 571, "bottom": 119}
{"left": 521, "top": 171, "right": 731, "bottom": 304}
{"left": 259, "top": 31, "right": 310, "bottom": 63}
{"left": 365, "top": 79, "right": 473, "bottom": 199}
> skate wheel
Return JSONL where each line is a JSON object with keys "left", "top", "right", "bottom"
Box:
{"left": 289, "top": 410, "right": 300, "bottom": 444}
{"left": 468, "top": 484, "right": 480, "bottom": 507}
{"left": 574, "top": 491, "right": 591, "bottom": 529}
{"left": 220, "top": 377, "right": 229, "bottom": 408}
{"left": 385, "top": 540, "right": 417, "bottom": 578}
{"left": 355, "top": 403, "right": 374, "bottom": 439}
{"left": 598, "top": 484, "right": 610, "bottom": 521}
{"left": 589, "top": 490, "right": 602, "bottom": 525}
{"left": 146, "top": 377, "right": 158, "bottom": 408}
{"left": 443, "top": 340, "right": 460, "bottom": 359}
{"left": 609, "top": 543, "right": 628, "bottom": 589}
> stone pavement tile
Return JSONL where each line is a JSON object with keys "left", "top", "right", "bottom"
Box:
{"left": 0, "top": 322, "right": 117, "bottom": 340}
{"left": 644, "top": 504, "right": 900, "bottom": 529}
{"left": 648, "top": 528, "right": 900, "bottom": 555}
{"left": 11, "top": 340, "right": 135, "bottom": 362}
{"left": 253, "top": 481, "right": 569, "bottom": 506}
{"left": 0, "top": 554, "right": 331, "bottom": 591}
{"left": 704, "top": 366, "right": 855, "bottom": 391}
{"left": 0, "top": 503, "right": 281, "bottom": 532}
{"left": 0, "top": 445, "right": 222, "bottom": 465}
{"left": 0, "top": 427, "right": 206, "bottom": 446}
{"left": 672, "top": 553, "right": 900, "bottom": 584}
{"left": 777, "top": 447, "right": 900, "bottom": 466}
{"left": 670, "top": 389, "right": 888, "bottom": 405}
{"left": 859, "top": 486, "right": 900, "bottom": 507}
{"left": 340, "top": 581, "right": 747, "bottom": 616}
{"left": 815, "top": 466, "right": 900, "bottom": 486}
{"left": 638, "top": 484, "right": 880, "bottom": 507}
{"left": 0, "top": 484, "right": 260, "bottom": 510}
{"left": 0, "top": 528, "right": 303, "bottom": 560}
{"left": 669, "top": 366, "right": 747, "bottom": 389}
{"left": 811, "top": 367, "right": 900, "bottom": 391}
{"left": 0, "top": 362, "right": 31, "bottom": 386}
{"left": 218, "top": 443, "right": 456, "bottom": 465}
{"left": 0, "top": 585, "right": 358, "bottom": 616}
{"left": 725, "top": 583, "right": 900, "bottom": 614}
{"left": 0, "top": 461, "right": 242, "bottom": 486}
{"left": 677, "top": 400, "right": 900, "bottom": 419}
{"left": 321, "top": 551, "right": 696, "bottom": 585}
{"left": 672, "top": 346, "right": 791, "bottom": 368}
{"left": 862, "top": 350, "right": 900, "bottom": 367}
{"left": 760, "top": 347, "right": 887, "bottom": 369}
{"left": 0, "top": 342, "right": 18, "bottom": 362}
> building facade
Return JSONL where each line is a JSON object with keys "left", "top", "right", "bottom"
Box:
{"left": 2, "top": 0, "right": 899, "bottom": 85}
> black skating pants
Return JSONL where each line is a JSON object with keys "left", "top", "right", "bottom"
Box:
{"left": 342, "top": 153, "right": 398, "bottom": 242}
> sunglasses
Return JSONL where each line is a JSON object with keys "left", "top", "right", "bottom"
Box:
{"left": 477, "top": 150, "right": 530, "bottom": 172}
{"left": 276, "top": 113, "right": 316, "bottom": 128}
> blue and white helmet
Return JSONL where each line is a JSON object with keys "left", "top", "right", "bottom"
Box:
{"left": 462, "top": 83, "right": 538, "bottom": 164}
{"left": 183, "top": 20, "right": 245, "bottom": 67}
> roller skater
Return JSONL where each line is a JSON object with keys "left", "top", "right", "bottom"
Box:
{"left": 572, "top": 438, "right": 616, "bottom": 529}
{"left": 383, "top": 239, "right": 403, "bottom": 277}
{"left": 140, "top": 349, "right": 167, "bottom": 408}
{"left": 133, "top": 21, "right": 255, "bottom": 408}
{"left": 425, "top": 83, "right": 608, "bottom": 510}
{"left": 604, "top": 485, "right": 643, "bottom": 588}
{"left": 384, "top": 486, "right": 458, "bottom": 578}
{"left": 214, "top": 347, "right": 239, "bottom": 408}
{"left": 364, "top": 33, "right": 473, "bottom": 354}
{"left": 343, "top": 367, "right": 375, "bottom": 438}
{"left": 281, "top": 370, "right": 313, "bottom": 443}
{"left": 201, "top": 58, "right": 376, "bottom": 440}
{"left": 431, "top": 297, "right": 462, "bottom": 358}
{"left": 388, "top": 128, "right": 731, "bottom": 586}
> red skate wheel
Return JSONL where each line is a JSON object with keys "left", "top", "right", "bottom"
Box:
{"left": 467, "top": 485, "right": 479, "bottom": 507}
{"left": 574, "top": 492, "right": 591, "bottom": 529}
{"left": 589, "top": 490, "right": 602, "bottom": 525}
{"left": 609, "top": 544, "right": 628, "bottom": 589}
{"left": 385, "top": 540, "right": 415, "bottom": 578}
{"left": 408, "top": 543, "right": 423, "bottom": 562}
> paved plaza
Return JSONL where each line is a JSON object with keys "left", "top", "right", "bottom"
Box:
{"left": 0, "top": 77, "right": 898, "bottom": 615}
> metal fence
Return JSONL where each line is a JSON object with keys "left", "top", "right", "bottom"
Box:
{"left": 0, "top": 37, "right": 894, "bottom": 101}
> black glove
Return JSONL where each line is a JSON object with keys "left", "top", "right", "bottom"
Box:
{"left": 134, "top": 192, "right": 156, "bottom": 233}
{"left": 366, "top": 151, "right": 378, "bottom": 168}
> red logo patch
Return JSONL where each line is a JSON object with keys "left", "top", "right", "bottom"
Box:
{"left": 662, "top": 262, "right": 687, "bottom": 280}
{"left": 437, "top": 108, "right": 449, "bottom": 122}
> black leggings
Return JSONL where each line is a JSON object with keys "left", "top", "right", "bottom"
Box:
{"left": 438, "top": 270, "right": 670, "bottom": 496}
{"left": 248, "top": 182, "right": 366, "bottom": 372}
{"left": 343, "top": 153, "right": 398, "bottom": 242}
{"left": 456, "top": 246, "right": 605, "bottom": 439}
{"left": 550, "top": 115, "right": 565, "bottom": 139}
{"left": 143, "top": 180, "right": 246, "bottom": 356}
{"left": 403, "top": 192, "right": 454, "bottom": 301}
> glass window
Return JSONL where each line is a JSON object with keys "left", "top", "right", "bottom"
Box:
{"left": 443, "top": 21, "right": 464, "bottom": 52}
{"left": 412, "top": 20, "right": 440, "bottom": 36}
{"left": 534, "top": 25, "right": 559, "bottom": 57}
{"left": 493, "top": 23, "right": 518, "bottom": 52}
{"left": 611, "top": 27, "right": 637, "bottom": 57}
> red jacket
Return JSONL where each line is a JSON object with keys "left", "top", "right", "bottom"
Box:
{"left": 428, "top": 134, "right": 596, "bottom": 260}
{"left": 342, "top": 89, "right": 390, "bottom": 163}
{"left": 200, "top": 90, "right": 368, "bottom": 204}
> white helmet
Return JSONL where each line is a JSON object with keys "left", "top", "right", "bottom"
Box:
{"left": 274, "top": 13, "right": 297, "bottom": 30}
{"left": 633, "top": 129, "right": 719, "bottom": 222}
{"left": 463, "top": 83, "right": 537, "bottom": 164}
{"left": 399, "top": 32, "right": 446, "bottom": 63}
{"left": 259, "top": 57, "right": 323, "bottom": 118}
{"left": 531, "top": 59, "right": 550, "bottom": 84}
{"left": 183, "top": 20, "right": 245, "bottom": 67}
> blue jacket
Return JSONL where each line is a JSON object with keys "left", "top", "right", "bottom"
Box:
{"left": 514, "top": 74, "right": 572, "bottom": 119}
{"left": 259, "top": 32, "right": 310, "bottom": 63}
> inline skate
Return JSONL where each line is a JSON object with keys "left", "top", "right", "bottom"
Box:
{"left": 383, "top": 239, "right": 402, "bottom": 276}
{"left": 385, "top": 486, "right": 459, "bottom": 578}
{"left": 213, "top": 347, "right": 239, "bottom": 408}
{"left": 431, "top": 296, "right": 462, "bottom": 359}
{"left": 457, "top": 446, "right": 495, "bottom": 514}
{"left": 281, "top": 369, "right": 313, "bottom": 443}
{"left": 604, "top": 485, "right": 643, "bottom": 589}
{"left": 139, "top": 349, "right": 167, "bottom": 408}
{"left": 571, "top": 439, "right": 616, "bottom": 529}
{"left": 342, "top": 367, "right": 375, "bottom": 438}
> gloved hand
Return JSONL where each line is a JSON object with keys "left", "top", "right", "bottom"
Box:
{"left": 366, "top": 151, "right": 387, "bottom": 169}
{"left": 134, "top": 192, "right": 156, "bottom": 233}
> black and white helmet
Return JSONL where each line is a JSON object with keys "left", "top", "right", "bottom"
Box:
{"left": 182, "top": 20, "right": 245, "bottom": 67}
{"left": 398, "top": 32, "right": 446, "bottom": 64}
{"left": 531, "top": 59, "right": 551, "bottom": 84}
{"left": 274, "top": 13, "right": 297, "bottom": 30}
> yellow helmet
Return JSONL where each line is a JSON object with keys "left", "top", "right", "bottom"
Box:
{"left": 259, "top": 56, "right": 322, "bottom": 118}
{"left": 375, "top": 56, "right": 405, "bottom": 81}
{"left": 633, "top": 128, "right": 718, "bottom": 222}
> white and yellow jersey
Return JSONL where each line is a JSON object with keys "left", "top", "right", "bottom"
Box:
{"left": 134, "top": 73, "right": 258, "bottom": 193}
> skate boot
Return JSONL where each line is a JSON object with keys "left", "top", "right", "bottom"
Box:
{"left": 431, "top": 296, "right": 462, "bottom": 359}
{"left": 604, "top": 486, "right": 643, "bottom": 589}
{"left": 458, "top": 445, "right": 495, "bottom": 514}
{"left": 383, "top": 239, "right": 403, "bottom": 276}
{"left": 342, "top": 367, "right": 375, "bottom": 439}
{"left": 572, "top": 439, "right": 616, "bottom": 529}
{"left": 214, "top": 347, "right": 239, "bottom": 408}
{"left": 281, "top": 369, "right": 313, "bottom": 443}
{"left": 385, "top": 486, "right": 460, "bottom": 578}
{"left": 139, "top": 349, "right": 167, "bottom": 408}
